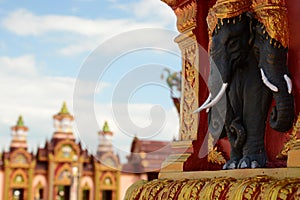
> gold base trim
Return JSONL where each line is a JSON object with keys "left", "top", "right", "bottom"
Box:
{"left": 127, "top": 168, "right": 300, "bottom": 200}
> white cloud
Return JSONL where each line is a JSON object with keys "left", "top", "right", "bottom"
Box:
{"left": 2, "top": 9, "right": 128, "bottom": 36}
{"left": 0, "top": 55, "right": 106, "bottom": 149}
{"left": 0, "top": 54, "right": 38, "bottom": 77}
{"left": 114, "top": 0, "right": 175, "bottom": 26}
{"left": 2, "top": 8, "right": 171, "bottom": 37}
{"left": 0, "top": 55, "right": 74, "bottom": 126}
{"left": 2, "top": 4, "right": 177, "bottom": 56}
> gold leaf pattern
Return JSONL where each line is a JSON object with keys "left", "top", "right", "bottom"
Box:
{"left": 277, "top": 113, "right": 300, "bottom": 159}
{"left": 125, "top": 176, "right": 300, "bottom": 200}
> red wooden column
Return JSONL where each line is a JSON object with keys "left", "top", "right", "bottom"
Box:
{"left": 160, "top": 0, "right": 217, "bottom": 172}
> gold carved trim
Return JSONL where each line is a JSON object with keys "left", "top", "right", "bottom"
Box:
{"left": 207, "top": 0, "right": 251, "bottom": 34}
{"left": 252, "top": 0, "right": 289, "bottom": 48}
{"left": 125, "top": 175, "right": 300, "bottom": 199}
{"left": 99, "top": 172, "right": 117, "bottom": 190}
{"left": 54, "top": 163, "right": 72, "bottom": 185}
{"left": 10, "top": 148, "right": 32, "bottom": 167}
{"left": 54, "top": 139, "right": 80, "bottom": 162}
{"left": 277, "top": 113, "right": 300, "bottom": 159}
{"left": 179, "top": 40, "right": 199, "bottom": 141}
{"left": 208, "top": 147, "right": 226, "bottom": 165}
{"left": 207, "top": 0, "right": 289, "bottom": 48}
{"left": 10, "top": 169, "right": 28, "bottom": 188}
{"left": 208, "top": 133, "right": 226, "bottom": 165}
{"left": 174, "top": 1, "right": 197, "bottom": 33}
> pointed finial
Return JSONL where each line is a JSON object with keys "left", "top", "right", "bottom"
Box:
{"left": 60, "top": 101, "right": 69, "bottom": 114}
{"left": 16, "top": 115, "right": 24, "bottom": 127}
{"left": 103, "top": 121, "right": 110, "bottom": 132}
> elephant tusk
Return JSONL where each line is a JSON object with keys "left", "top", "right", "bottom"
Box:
{"left": 260, "top": 69, "right": 278, "bottom": 92}
{"left": 193, "top": 93, "right": 212, "bottom": 114}
{"left": 284, "top": 74, "right": 292, "bottom": 94}
{"left": 193, "top": 83, "right": 228, "bottom": 113}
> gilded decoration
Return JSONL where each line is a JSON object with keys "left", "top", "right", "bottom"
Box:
{"left": 99, "top": 172, "right": 117, "bottom": 193}
{"left": 207, "top": 133, "right": 226, "bottom": 165}
{"left": 208, "top": 147, "right": 226, "bottom": 165}
{"left": 252, "top": 0, "right": 289, "bottom": 48}
{"left": 12, "top": 154, "right": 27, "bottom": 164}
{"left": 207, "top": 0, "right": 289, "bottom": 47}
{"left": 277, "top": 113, "right": 300, "bottom": 159}
{"left": 207, "top": 0, "right": 252, "bottom": 34}
{"left": 54, "top": 163, "right": 72, "bottom": 185}
{"left": 54, "top": 140, "right": 80, "bottom": 161}
{"left": 180, "top": 41, "right": 199, "bottom": 140}
{"left": 10, "top": 148, "right": 31, "bottom": 167}
{"left": 174, "top": 1, "right": 197, "bottom": 33}
{"left": 125, "top": 176, "right": 300, "bottom": 199}
{"left": 10, "top": 169, "right": 28, "bottom": 188}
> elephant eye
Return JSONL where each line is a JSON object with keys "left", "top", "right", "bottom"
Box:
{"left": 227, "top": 38, "right": 239, "bottom": 48}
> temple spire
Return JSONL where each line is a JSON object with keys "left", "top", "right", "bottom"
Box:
{"left": 52, "top": 102, "right": 74, "bottom": 140}
{"left": 10, "top": 115, "right": 29, "bottom": 150}
{"left": 16, "top": 116, "right": 24, "bottom": 127}
{"left": 97, "top": 121, "right": 113, "bottom": 157}
{"left": 60, "top": 101, "right": 70, "bottom": 114}
{"left": 102, "top": 121, "right": 111, "bottom": 133}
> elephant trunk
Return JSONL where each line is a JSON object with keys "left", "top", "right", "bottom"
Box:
{"left": 259, "top": 52, "right": 295, "bottom": 132}
{"left": 270, "top": 92, "right": 294, "bottom": 132}
{"left": 260, "top": 60, "right": 294, "bottom": 132}
{"left": 255, "top": 22, "right": 295, "bottom": 132}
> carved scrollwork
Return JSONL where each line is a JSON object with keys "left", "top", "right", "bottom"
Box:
{"left": 227, "top": 176, "right": 271, "bottom": 199}
{"left": 207, "top": 133, "right": 226, "bottom": 165}
{"left": 252, "top": 0, "right": 289, "bottom": 48}
{"left": 174, "top": 1, "right": 197, "bottom": 33}
{"left": 180, "top": 41, "right": 199, "bottom": 140}
{"left": 125, "top": 176, "right": 300, "bottom": 200}
{"left": 277, "top": 113, "right": 300, "bottom": 159}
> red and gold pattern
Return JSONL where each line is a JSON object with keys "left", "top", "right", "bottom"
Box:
{"left": 207, "top": 0, "right": 252, "bottom": 34}
{"left": 125, "top": 176, "right": 300, "bottom": 200}
{"left": 207, "top": 0, "right": 289, "bottom": 48}
{"left": 252, "top": 0, "right": 289, "bottom": 48}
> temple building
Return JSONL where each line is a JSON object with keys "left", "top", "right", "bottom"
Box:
{"left": 0, "top": 102, "right": 172, "bottom": 200}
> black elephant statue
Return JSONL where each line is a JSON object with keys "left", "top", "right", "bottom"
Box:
{"left": 194, "top": 13, "right": 294, "bottom": 169}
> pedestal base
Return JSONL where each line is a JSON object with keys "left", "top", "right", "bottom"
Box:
{"left": 125, "top": 168, "right": 300, "bottom": 200}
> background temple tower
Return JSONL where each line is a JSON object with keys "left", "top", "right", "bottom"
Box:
{"left": 97, "top": 121, "right": 114, "bottom": 158}
{"left": 52, "top": 102, "right": 75, "bottom": 141}
{"left": 10, "top": 116, "right": 28, "bottom": 151}
{"left": 2, "top": 116, "right": 34, "bottom": 200}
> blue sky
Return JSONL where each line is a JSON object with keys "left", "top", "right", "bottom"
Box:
{"left": 0, "top": 0, "right": 181, "bottom": 162}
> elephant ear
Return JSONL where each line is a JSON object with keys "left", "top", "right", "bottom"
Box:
{"left": 208, "top": 57, "right": 226, "bottom": 139}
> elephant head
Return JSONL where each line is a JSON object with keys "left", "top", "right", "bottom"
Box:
{"left": 194, "top": 13, "right": 253, "bottom": 112}
{"left": 196, "top": 14, "right": 295, "bottom": 133}
{"left": 211, "top": 14, "right": 253, "bottom": 84}
{"left": 254, "top": 22, "right": 294, "bottom": 132}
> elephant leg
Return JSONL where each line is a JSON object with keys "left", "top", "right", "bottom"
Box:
{"left": 229, "top": 117, "right": 246, "bottom": 150}
{"left": 238, "top": 67, "right": 272, "bottom": 168}
{"left": 223, "top": 83, "right": 245, "bottom": 169}
{"left": 223, "top": 117, "right": 246, "bottom": 169}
